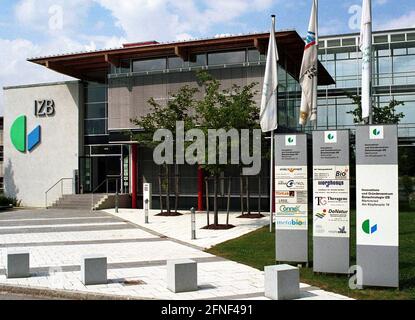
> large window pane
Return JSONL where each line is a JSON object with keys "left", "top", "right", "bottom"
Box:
{"left": 208, "top": 50, "right": 246, "bottom": 66}
{"left": 168, "top": 57, "right": 184, "bottom": 69}
{"left": 85, "top": 103, "right": 106, "bottom": 119}
{"left": 189, "top": 54, "right": 207, "bottom": 67}
{"left": 133, "top": 58, "right": 167, "bottom": 72}
{"left": 85, "top": 86, "right": 106, "bottom": 103}
{"left": 85, "top": 119, "right": 106, "bottom": 135}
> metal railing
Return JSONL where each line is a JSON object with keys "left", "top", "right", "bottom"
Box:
{"left": 45, "top": 178, "right": 74, "bottom": 209}
{"left": 91, "top": 176, "right": 122, "bottom": 211}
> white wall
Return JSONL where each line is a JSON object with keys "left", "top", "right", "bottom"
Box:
{"left": 3, "top": 81, "right": 81, "bottom": 207}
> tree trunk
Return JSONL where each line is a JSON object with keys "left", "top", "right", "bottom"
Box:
{"left": 174, "top": 164, "right": 179, "bottom": 214}
{"left": 166, "top": 165, "right": 171, "bottom": 214}
{"left": 214, "top": 175, "right": 219, "bottom": 226}
{"left": 258, "top": 175, "right": 262, "bottom": 215}
{"left": 158, "top": 172, "right": 164, "bottom": 214}
{"left": 205, "top": 178, "right": 210, "bottom": 226}
{"left": 246, "top": 176, "right": 251, "bottom": 215}
{"left": 240, "top": 175, "right": 244, "bottom": 215}
{"left": 226, "top": 177, "right": 231, "bottom": 226}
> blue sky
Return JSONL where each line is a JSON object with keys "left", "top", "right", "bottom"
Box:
{"left": 1, "top": 0, "right": 415, "bottom": 113}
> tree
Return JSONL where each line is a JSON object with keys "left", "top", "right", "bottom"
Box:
{"left": 195, "top": 71, "right": 261, "bottom": 228}
{"left": 346, "top": 93, "right": 405, "bottom": 124}
{"left": 131, "top": 85, "right": 198, "bottom": 215}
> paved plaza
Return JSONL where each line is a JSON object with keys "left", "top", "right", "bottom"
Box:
{"left": 0, "top": 209, "right": 351, "bottom": 300}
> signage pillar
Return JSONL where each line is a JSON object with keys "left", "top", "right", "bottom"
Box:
{"left": 275, "top": 134, "right": 308, "bottom": 263}
{"left": 356, "top": 125, "right": 399, "bottom": 288}
{"left": 313, "top": 130, "right": 350, "bottom": 274}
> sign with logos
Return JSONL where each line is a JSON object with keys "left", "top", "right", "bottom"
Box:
{"left": 313, "top": 130, "right": 350, "bottom": 274}
{"left": 275, "top": 134, "right": 308, "bottom": 263}
{"left": 356, "top": 125, "right": 399, "bottom": 288}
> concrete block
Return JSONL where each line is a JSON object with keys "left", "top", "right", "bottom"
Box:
{"left": 7, "top": 251, "right": 30, "bottom": 279}
{"left": 81, "top": 256, "right": 107, "bottom": 286}
{"left": 264, "top": 264, "right": 300, "bottom": 300}
{"left": 167, "top": 259, "right": 198, "bottom": 293}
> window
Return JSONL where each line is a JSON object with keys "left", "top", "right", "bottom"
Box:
{"left": 133, "top": 58, "right": 167, "bottom": 73}
{"left": 327, "top": 39, "right": 341, "bottom": 48}
{"left": 374, "top": 35, "right": 388, "bottom": 44}
{"left": 168, "top": 57, "right": 185, "bottom": 69}
{"left": 84, "top": 83, "right": 108, "bottom": 136}
{"left": 85, "top": 103, "right": 106, "bottom": 119}
{"left": 208, "top": 50, "right": 246, "bottom": 66}
{"left": 391, "top": 34, "right": 406, "bottom": 42}
{"left": 247, "top": 49, "right": 261, "bottom": 62}
{"left": 0, "top": 146, "right": 3, "bottom": 162}
{"left": 189, "top": 54, "right": 207, "bottom": 67}
{"left": 85, "top": 86, "right": 106, "bottom": 103}
{"left": 342, "top": 38, "right": 356, "bottom": 46}
{"left": 85, "top": 119, "right": 106, "bottom": 135}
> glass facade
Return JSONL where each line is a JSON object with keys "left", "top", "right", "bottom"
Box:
{"left": 316, "top": 29, "right": 415, "bottom": 138}
{"left": 84, "top": 83, "right": 108, "bottom": 136}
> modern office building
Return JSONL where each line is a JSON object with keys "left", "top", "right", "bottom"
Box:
{"left": 3, "top": 28, "right": 415, "bottom": 209}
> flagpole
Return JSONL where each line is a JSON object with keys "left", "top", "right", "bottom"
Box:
{"left": 314, "top": 0, "right": 319, "bottom": 131}
{"left": 270, "top": 14, "right": 276, "bottom": 233}
{"left": 368, "top": 0, "right": 373, "bottom": 125}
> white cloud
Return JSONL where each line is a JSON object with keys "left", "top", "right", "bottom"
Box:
{"left": 377, "top": 10, "right": 415, "bottom": 30}
{"left": 95, "top": 0, "right": 276, "bottom": 42}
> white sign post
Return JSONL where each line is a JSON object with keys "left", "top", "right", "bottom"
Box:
{"left": 313, "top": 130, "right": 350, "bottom": 274}
{"left": 356, "top": 125, "right": 399, "bottom": 288}
{"left": 275, "top": 134, "right": 308, "bottom": 263}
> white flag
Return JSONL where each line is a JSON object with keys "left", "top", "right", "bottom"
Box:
{"left": 260, "top": 17, "right": 279, "bottom": 133}
{"left": 360, "top": 0, "right": 372, "bottom": 120}
{"left": 299, "top": 0, "right": 318, "bottom": 126}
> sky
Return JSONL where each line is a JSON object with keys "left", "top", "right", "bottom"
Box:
{"left": 0, "top": 0, "right": 415, "bottom": 114}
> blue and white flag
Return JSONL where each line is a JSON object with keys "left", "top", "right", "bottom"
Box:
{"left": 299, "top": 0, "right": 318, "bottom": 126}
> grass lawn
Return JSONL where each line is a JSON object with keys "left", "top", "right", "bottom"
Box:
{"left": 207, "top": 211, "right": 415, "bottom": 300}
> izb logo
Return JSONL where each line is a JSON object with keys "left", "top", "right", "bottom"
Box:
{"left": 362, "top": 219, "right": 378, "bottom": 235}
{"left": 10, "top": 115, "right": 41, "bottom": 153}
{"left": 370, "top": 126, "right": 384, "bottom": 140}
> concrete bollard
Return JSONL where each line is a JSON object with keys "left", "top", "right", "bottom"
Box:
{"left": 6, "top": 251, "right": 30, "bottom": 279}
{"left": 81, "top": 256, "right": 107, "bottom": 286}
{"left": 264, "top": 264, "right": 300, "bottom": 300}
{"left": 167, "top": 259, "right": 198, "bottom": 293}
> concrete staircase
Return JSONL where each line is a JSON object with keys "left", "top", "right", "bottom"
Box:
{"left": 50, "top": 194, "right": 109, "bottom": 210}
{"left": 50, "top": 194, "right": 132, "bottom": 210}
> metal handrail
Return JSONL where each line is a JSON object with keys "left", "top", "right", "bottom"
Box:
{"left": 45, "top": 178, "right": 74, "bottom": 209}
{"left": 91, "top": 176, "right": 122, "bottom": 211}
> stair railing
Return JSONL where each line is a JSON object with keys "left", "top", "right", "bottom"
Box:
{"left": 91, "top": 176, "right": 122, "bottom": 211}
{"left": 45, "top": 178, "right": 74, "bottom": 209}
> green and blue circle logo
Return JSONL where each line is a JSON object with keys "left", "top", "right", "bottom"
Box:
{"left": 362, "top": 219, "right": 378, "bottom": 235}
{"left": 327, "top": 133, "right": 335, "bottom": 140}
{"left": 373, "top": 128, "right": 381, "bottom": 136}
{"left": 10, "top": 115, "right": 41, "bottom": 153}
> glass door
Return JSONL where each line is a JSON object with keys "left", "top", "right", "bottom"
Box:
{"left": 79, "top": 156, "right": 92, "bottom": 194}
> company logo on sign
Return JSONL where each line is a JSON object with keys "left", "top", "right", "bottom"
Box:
{"left": 315, "top": 209, "right": 327, "bottom": 219}
{"left": 10, "top": 115, "right": 41, "bottom": 153}
{"left": 370, "top": 126, "right": 384, "bottom": 140}
{"left": 279, "top": 205, "right": 301, "bottom": 213}
{"left": 286, "top": 135, "right": 297, "bottom": 146}
{"left": 276, "top": 218, "right": 306, "bottom": 227}
{"left": 336, "top": 168, "right": 349, "bottom": 178}
{"left": 362, "top": 219, "right": 378, "bottom": 235}
{"left": 325, "top": 131, "right": 337, "bottom": 144}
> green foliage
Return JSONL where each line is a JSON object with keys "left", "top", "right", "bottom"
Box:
{"left": 346, "top": 93, "right": 405, "bottom": 124}
{"left": 0, "top": 195, "right": 19, "bottom": 207}
{"left": 131, "top": 85, "right": 199, "bottom": 149}
{"left": 194, "top": 70, "right": 260, "bottom": 176}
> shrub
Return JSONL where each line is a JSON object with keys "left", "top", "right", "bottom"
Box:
{"left": 0, "top": 195, "right": 20, "bottom": 207}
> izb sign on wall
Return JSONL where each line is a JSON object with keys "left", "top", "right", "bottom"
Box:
{"left": 10, "top": 115, "right": 41, "bottom": 153}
